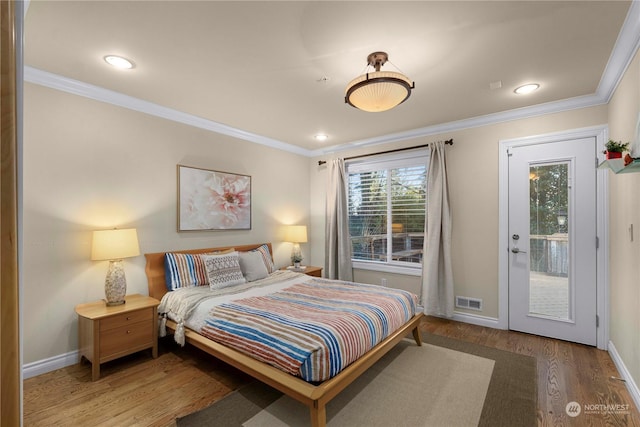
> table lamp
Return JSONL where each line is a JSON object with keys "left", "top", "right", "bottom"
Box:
{"left": 284, "top": 225, "right": 307, "bottom": 267}
{"left": 91, "top": 228, "right": 140, "bottom": 306}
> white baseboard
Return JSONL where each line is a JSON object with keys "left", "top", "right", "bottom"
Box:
{"left": 452, "top": 311, "right": 502, "bottom": 329}
{"left": 23, "top": 350, "right": 79, "bottom": 379}
{"left": 608, "top": 340, "right": 640, "bottom": 412}
{"left": 426, "top": 310, "right": 501, "bottom": 329}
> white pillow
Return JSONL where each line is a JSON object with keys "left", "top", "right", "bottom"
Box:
{"left": 202, "top": 252, "right": 246, "bottom": 289}
{"left": 239, "top": 250, "right": 269, "bottom": 282}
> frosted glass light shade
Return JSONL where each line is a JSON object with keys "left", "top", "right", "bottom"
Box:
{"left": 283, "top": 225, "right": 308, "bottom": 243}
{"left": 345, "top": 71, "right": 414, "bottom": 112}
{"left": 91, "top": 228, "right": 140, "bottom": 261}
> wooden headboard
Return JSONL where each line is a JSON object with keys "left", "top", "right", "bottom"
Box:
{"left": 144, "top": 243, "right": 274, "bottom": 301}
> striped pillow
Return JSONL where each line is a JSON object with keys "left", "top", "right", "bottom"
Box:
{"left": 253, "top": 244, "right": 275, "bottom": 273}
{"left": 164, "top": 248, "right": 234, "bottom": 291}
{"left": 203, "top": 252, "right": 246, "bottom": 289}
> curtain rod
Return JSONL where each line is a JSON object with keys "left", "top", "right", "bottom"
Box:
{"left": 317, "top": 139, "right": 453, "bottom": 166}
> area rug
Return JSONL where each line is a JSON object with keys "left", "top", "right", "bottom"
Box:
{"left": 176, "top": 334, "right": 536, "bottom": 427}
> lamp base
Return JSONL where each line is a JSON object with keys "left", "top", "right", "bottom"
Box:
{"left": 105, "top": 260, "right": 127, "bottom": 306}
{"left": 290, "top": 243, "right": 303, "bottom": 267}
{"left": 105, "top": 300, "right": 126, "bottom": 307}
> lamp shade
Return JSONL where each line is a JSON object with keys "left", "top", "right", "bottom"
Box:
{"left": 284, "top": 225, "right": 308, "bottom": 243}
{"left": 91, "top": 228, "right": 140, "bottom": 261}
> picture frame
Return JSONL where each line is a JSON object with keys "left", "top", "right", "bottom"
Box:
{"left": 177, "top": 165, "right": 251, "bottom": 231}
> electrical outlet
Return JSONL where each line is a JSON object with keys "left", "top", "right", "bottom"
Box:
{"left": 381, "top": 278, "right": 387, "bottom": 287}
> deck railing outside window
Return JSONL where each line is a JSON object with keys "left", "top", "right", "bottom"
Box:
{"left": 351, "top": 231, "right": 424, "bottom": 264}
{"left": 530, "top": 233, "right": 568, "bottom": 276}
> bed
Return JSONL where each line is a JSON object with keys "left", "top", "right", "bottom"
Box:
{"left": 145, "top": 243, "right": 423, "bottom": 427}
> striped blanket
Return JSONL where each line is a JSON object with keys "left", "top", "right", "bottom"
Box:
{"left": 200, "top": 278, "right": 418, "bottom": 382}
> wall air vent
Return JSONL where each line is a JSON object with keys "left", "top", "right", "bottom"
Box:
{"left": 455, "top": 296, "right": 483, "bottom": 311}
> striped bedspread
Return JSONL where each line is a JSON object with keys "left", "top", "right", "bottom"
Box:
{"left": 200, "top": 278, "right": 418, "bottom": 382}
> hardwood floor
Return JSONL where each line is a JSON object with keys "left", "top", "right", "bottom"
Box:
{"left": 422, "top": 317, "right": 640, "bottom": 427}
{"left": 23, "top": 316, "right": 640, "bottom": 426}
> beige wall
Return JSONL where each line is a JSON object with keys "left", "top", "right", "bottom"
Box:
{"left": 309, "top": 105, "right": 608, "bottom": 319}
{"left": 25, "top": 63, "right": 635, "bottom": 377}
{"left": 608, "top": 49, "right": 640, "bottom": 385}
{"left": 23, "top": 83, "right": 311, "bottom": 363}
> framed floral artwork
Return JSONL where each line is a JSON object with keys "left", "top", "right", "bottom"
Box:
{"left": 177, "top": 165, "right": 251, "bottom": 231}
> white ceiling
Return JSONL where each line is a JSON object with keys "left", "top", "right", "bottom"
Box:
{"left": 24, "top": 1, "right": 636, "bottom": 155}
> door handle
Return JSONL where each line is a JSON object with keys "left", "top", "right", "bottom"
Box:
{"left": 511, "top": 247, "right": 527, "bottom": 254}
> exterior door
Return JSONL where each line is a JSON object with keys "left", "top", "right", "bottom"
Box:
{"left": 508, "top": 137, "right": 597, "bottom": 346}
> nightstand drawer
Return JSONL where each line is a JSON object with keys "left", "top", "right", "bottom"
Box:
{"left": 100, "top": 308, "right": 152, "bottom": 332}
{"left": 100, "top": 321, "right": 153, "bottom": 358}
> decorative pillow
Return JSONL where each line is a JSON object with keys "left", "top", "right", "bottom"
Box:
{"left": 203, "top": 252, "right": 246, "bottom": 289}
{"left": 164, "top": 248, "right": 235, "bottom": 291}
{"left": 252, "top": 244, "right": 275, "bottom": 273}
{"left": 238, "top": 250, "right": 269, "bottom": 282}
{"left": 164, "top": 253, "right": 207, "bottom": 290}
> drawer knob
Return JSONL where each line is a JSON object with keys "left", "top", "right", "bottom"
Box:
{"left": 127, "top": 330, "right": 131, "bottom": 334}
{"left": 126, "top": 317, "right": 131, "bottom": 320}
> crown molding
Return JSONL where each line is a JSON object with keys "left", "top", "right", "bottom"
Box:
{"left": 24, "top": 67, "right": 312, "bottom": 157}
{"left": 25, "top": 2, "right": 639, "bottom": 159}
{"left": 25, "top": 65, "right": 607, "bottom": 160}
{"left": 311, "top": 93, "right": 607, "bottom": 156}
{"left": 597, "top": 0, "right": 640, "bottom": 102}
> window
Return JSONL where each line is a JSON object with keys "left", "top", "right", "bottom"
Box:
{"left": 347, "top": 152, "right": 428, "bottom": 274}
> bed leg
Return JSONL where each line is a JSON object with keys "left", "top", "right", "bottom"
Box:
{"left": 310, "top": 401, "right": 326, "bottom": 427}
{"left": 412, "top": 326, "right": 422, "bottom": 346}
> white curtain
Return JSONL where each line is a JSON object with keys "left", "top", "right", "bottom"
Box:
{"left": 422, "top": 141, "right": 454, "bottom": 316}
{"left": 325, "top": 158, "right": 353, "bottom": 281}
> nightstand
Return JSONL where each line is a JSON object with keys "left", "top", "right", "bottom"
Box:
{"left": 281, "top": 265, "right": 323, "bottom": 277}
{"left": 75, "top": 294, "right": 159, "bottom": 381}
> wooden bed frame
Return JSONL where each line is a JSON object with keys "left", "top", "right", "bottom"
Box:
{"left": 145, "top": 243, "right": 423, "bottom": 427}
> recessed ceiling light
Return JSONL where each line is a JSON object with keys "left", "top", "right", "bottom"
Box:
{"left": 514, "top": 83, "right": 540, "bottom": 95}
{"left": 314, "top": 134, "right": 329, "bottom": 141}
{"left": 104, "top": 55, "right": 134, "bottom": 69}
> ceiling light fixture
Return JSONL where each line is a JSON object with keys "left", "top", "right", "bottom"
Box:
{"left": 314, "top": 134, "right": 328, "bottom": 141}
{"left": 104, "top": 55, "right": 134, "bottom": 69}
{"left": 514, "top": 83, "right": 540, "bottom": 95}
{"left": 345, "top": 52, "right": 414, "bottom": 113}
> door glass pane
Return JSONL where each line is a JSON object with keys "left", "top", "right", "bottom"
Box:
{"left": 528, "top": 163, "right": 569, "bottom": 320}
